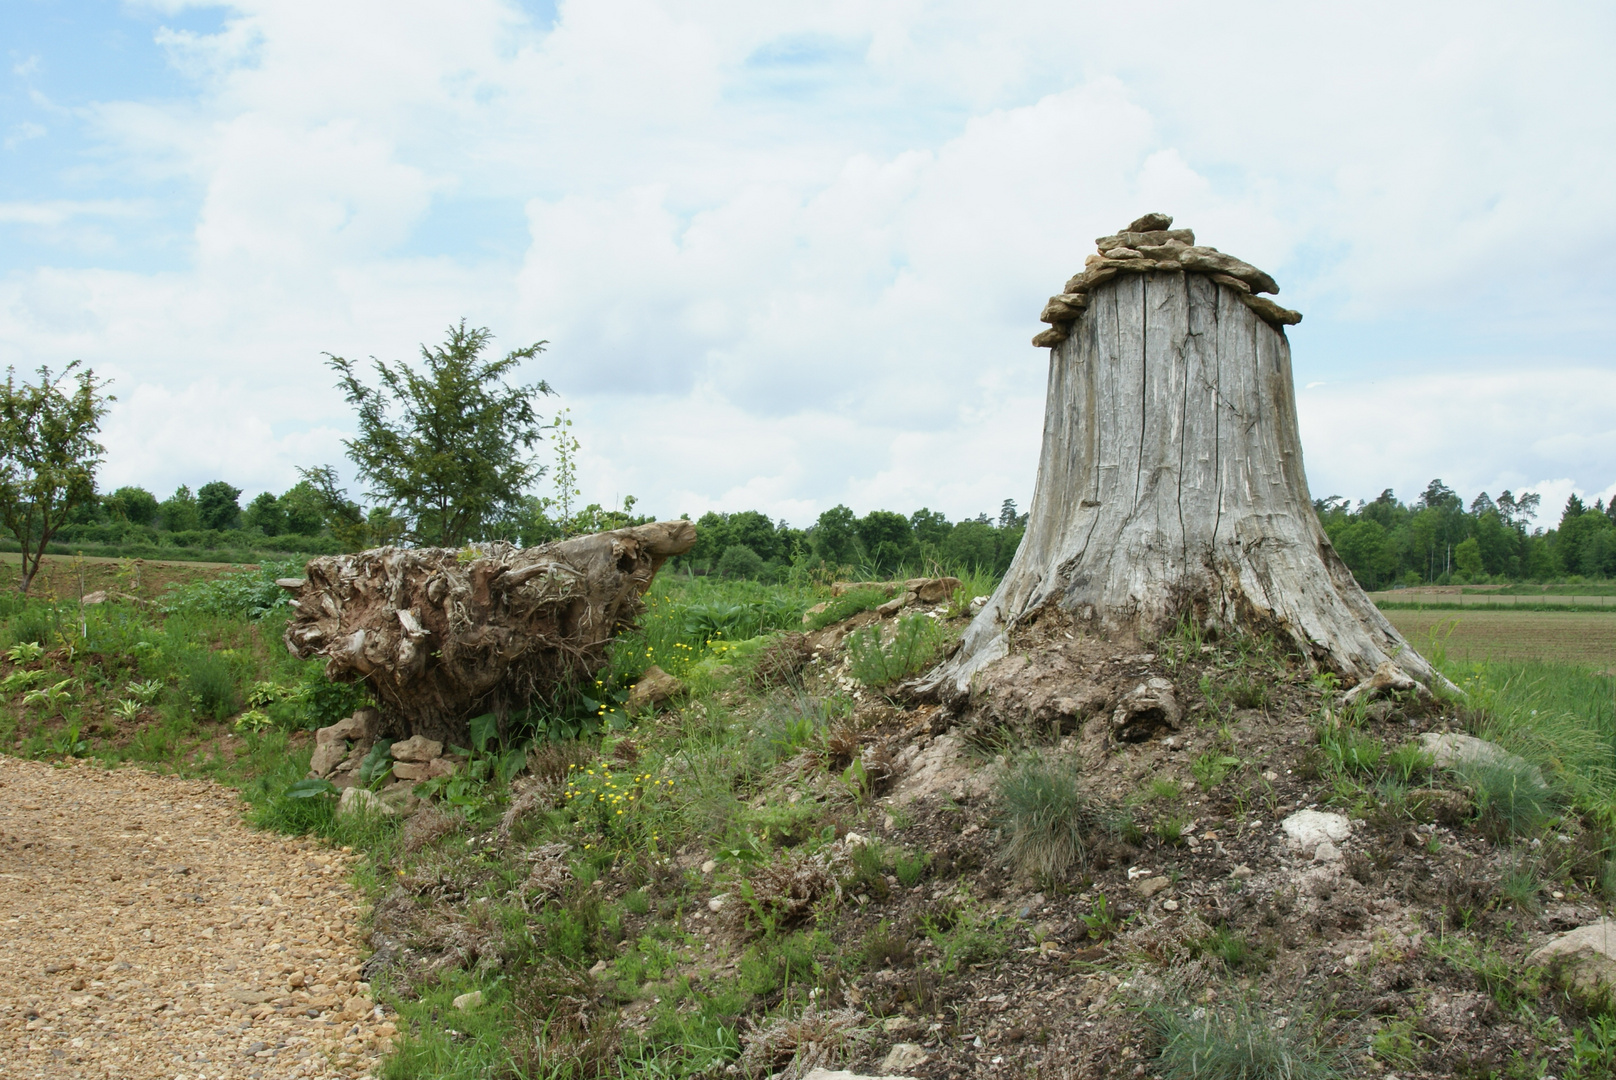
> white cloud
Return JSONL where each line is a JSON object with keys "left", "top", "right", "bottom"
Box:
{"left": 0, "top": 1, "right": 1612, "bottom": 526}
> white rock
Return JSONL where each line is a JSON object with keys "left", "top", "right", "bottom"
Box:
{"left": 1312, "top": 840, "right": 1342, "bottom": 863}
{"left": 1527, "top": 919, "right": 1616, "bottom": 995}
{"left": 337, "top": 787, "right": 395, "bottom": 819}
{"left": 1281, "top": 810, "right": 1350, "bottom": 857}
{"left": 707, "top": 895, "right": 727, "bottom": 912}
{"left": 1418, "top": 733, "right": 1545, "bottom": 787}
{"left": 452, "top": 990, "right": 482, "bottom": 1011}
{"left": 843, "top": 831, "right": 868, "bottom": 848}
{"left": 391, "top": 735, "right": 444, "bottom": 763}
{"left": 969, "top": 595, "right": 989, "bottom": 615}
{"left": 700, "top": 859, "right": 717, "bottom": 874}
{"left": 805, "top": 1070, "right": 920, "bottom": 1080}
{"left": 881, "top": 1043, "right": 930, "bottom": 1074}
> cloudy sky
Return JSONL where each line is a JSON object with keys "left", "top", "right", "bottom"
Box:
{"left": 3, "top": 1, "right": 1613, "bottom": 528}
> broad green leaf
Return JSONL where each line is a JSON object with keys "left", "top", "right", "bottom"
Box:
{"left": 469, "top": 712, "right": 498, "bottom": 753}
{"left": 284, "top": 777, "right": 339, "bottom": 799}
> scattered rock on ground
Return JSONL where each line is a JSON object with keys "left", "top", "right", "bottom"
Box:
{"left": 452, "top": 990, "right": 483, "bottom": 1011}
{"left": 1528, "top": 920, "right": 1616, "bottom": 995}
{"left": 806, "top": 1069, "right": 919, "bottom": 1080}
{"left": 1419, "top": 732, "right": 1546, "bottom": 786}
{"left": 1282, "top": 809, "right": 1352, "bottom": 857}
{"left": 390, "top": 735, "right": 443, "bottom": 763}
{"left": 338, "top": 786, "right": 395, "bottom": 818}
{"left": 881, "top": 1043, "right": 930, "bottom": 1073}
{"left": 627, "top": 665, "right": 685, "bottom": 710}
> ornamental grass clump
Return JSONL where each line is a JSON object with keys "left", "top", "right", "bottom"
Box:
{"left": 996, "top": 759, "right": 1089, "bottom": 879}
{"left": 1149, "top": 1001, "right": 1344, "bottom": 1080}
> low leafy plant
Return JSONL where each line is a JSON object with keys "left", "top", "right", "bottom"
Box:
{"left": 1384, "top": 741, "right": 1434, "bottom": 783}
{"left": 1192, "top": 752, "right": 1241, "bottom": 788}
{"left": 1079, "top": 892, "right": 1120, "bottom": 941}
{"left": 1318, "top": 720, "right": 1384, "bottom": 776}
{"left": 111, "top": 698, "right": 143, "bottom": 722}
{"left": 0, "top": 668, "right": 48, "bottom": 693}
{"left": 23, "top": 678, "right": 74, "bottom": 714}
{"left": 997, "top": 759, "right": 1088, "bottom": 878}
{"left": 182, "top": 651, "right": 240, "bottom": 720}
{"left": 126, "top": 679, "right": 164, "bottom": 705}
{"left": 5, "top": 640, "right": 44, "bottom": 663}
{"left": 894, "top": 848, "right": 930, "bottom": 888}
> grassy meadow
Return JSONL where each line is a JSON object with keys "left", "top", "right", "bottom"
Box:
{"left": 0, "top": 557, "right": 1614, "bottom": 1078}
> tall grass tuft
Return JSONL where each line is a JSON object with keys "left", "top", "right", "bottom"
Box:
{"left": 1461, "top": 758, "right": 1557, "bottom": 840}
{"left": 1446, "top": 660, "right": 1615, "bottom": 824}
{"left": 996, "top": 759, "right": 1088, "bottom": 879}
{"left": 1150, "top": 1001, "right": 1343, "bottom": 1080}
{"left": 182, "top": 651, "right": 241, "bottom": 720}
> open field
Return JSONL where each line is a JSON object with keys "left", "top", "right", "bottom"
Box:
{"left": 0, "top": 551, "right": 260, "bottom": 600}
{"left": 1370, "top": 587, "right": 1616, "bottom": 609}
{"left": 1382, "top": 607, "right": 1616, "bottom": 668}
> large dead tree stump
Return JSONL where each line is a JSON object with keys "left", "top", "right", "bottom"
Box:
{"left": 281, "top": 520, "right": 696, "bottom": 742}
{"left": 920, "top": 214, "right": 1441, "bottom": 701}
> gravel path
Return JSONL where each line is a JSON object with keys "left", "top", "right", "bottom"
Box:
{"left": 0, "top": 756, "right": 394, "bottom": 1079}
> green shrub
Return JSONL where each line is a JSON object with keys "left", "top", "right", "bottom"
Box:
{"left": 1149, "top": 1001, "right": 1343, "bottom": 1080}
{"left": 894, "top": 848, "right": 929, "bottom": 887}
{"left": 7, "top": 604, "right": 61, "bottom": 650}
{"left": 160, "top": 560, "right": 300, "bottom": 619}
{"left": 846, "top": 613, "right": 944, "bottom": 687}
{"left": 997, "top": 759, "right": 1087, "bottom": 878}
{"left": 182, "top": 651, "right": 241, "bottom": 720}
{"left": 717, "top": 545, "right": 766, "bottom": 581}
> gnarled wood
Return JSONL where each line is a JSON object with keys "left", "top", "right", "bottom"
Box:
{"left": 921, "top": 224, "right": 1439, "bottom": 701}
{"left": 282, "top": 520, "right": 696, "bottom": 742}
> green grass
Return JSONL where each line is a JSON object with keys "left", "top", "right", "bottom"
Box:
{"left": 1443, "top": 660, "right": 1616, "bottom": 825}
{"left": 1149, "top": 1001, "right": 1344, "bottom": 1080}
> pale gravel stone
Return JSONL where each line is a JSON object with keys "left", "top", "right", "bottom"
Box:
{"left": 0, "top": 754, "right": 392, "bottom": 1079}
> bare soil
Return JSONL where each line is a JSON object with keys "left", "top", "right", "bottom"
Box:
{"left": 0, "top": 756, "right": 393, "bottom": 1080}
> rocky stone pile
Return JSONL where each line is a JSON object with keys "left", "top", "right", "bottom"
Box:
{"left": 1032, "top": 211, "right": 1302, "bottom": 348}
{"left": 308, "top": 707, "right": 460, "bottom": 804}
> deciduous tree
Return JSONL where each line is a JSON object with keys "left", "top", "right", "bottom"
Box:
{"left": 0, "top": 362, "right": 112, "bottom": 594}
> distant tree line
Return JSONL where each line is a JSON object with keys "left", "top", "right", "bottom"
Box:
{"left": 36, "top": 478, "right": 348, "bottom": 555}
{"left": 680, "top": 499, "right": 1029, "bottom": 581}
{"left": 1316, "top": 480, "right": 1616, "bottom": 589}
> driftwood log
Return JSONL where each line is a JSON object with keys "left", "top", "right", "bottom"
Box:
{"left": 920, "top": 214, "right": 1441, "bottom": 701}
{"left": 281, "top": 520, "right": 696, "bottom": 742}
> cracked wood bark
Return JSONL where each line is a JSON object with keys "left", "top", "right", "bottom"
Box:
{"left": 281, "top": 520, "right": 696, "bottom": 743}
{"left": 920, "top": 271, "right": 1439, "bottom": 699}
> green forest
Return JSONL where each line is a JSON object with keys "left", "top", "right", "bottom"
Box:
{"left": 1316, "top": 480, "right": 1616, "bottom": 589}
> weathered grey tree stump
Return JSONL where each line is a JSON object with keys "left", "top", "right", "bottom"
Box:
{"left": 921, "top": 216, "right": 1440, "bottom": 700}
{"left": 281, "top": 520, "right": 696, "bottom": 742}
